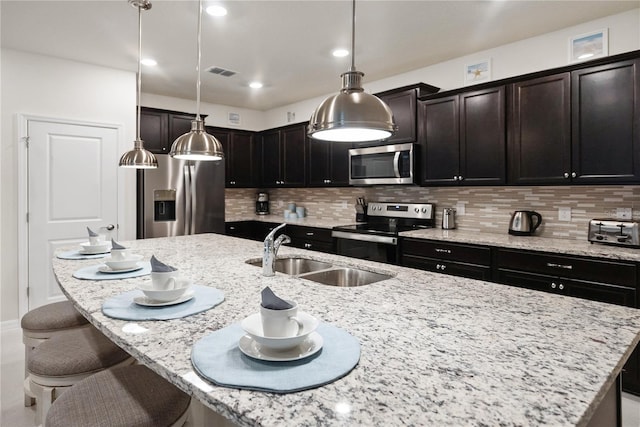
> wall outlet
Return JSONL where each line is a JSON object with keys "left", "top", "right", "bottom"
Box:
{"left": 456, "top": 202, "right": 466, "bottom": 216}
{"left": 558, "top": 207, "right": 571, "bottom": 221}
{"left": 616, "top": 207, "right": 632, "bottom": 220}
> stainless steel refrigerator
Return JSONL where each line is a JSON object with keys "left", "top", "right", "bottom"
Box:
{"left": 137, "top": 154, "right": 225, "bottom": 238}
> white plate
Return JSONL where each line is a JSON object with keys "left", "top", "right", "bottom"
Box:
{"left": 98, "top": 264, "right": 143, "bottom": 274}
{"left": 238, "top": 331, "right": 323, "bottom": 362}
{"left": 79, "top": 242, "right": 111, "bottom": 254}
{"left": 104, "top": 254, "right": 144, "bottom": 270}
{"left": 241, "top": 311, "right": 319, "bottom": 351}
{"left": 133, "top": 289, "right": 195, "bottom": 307}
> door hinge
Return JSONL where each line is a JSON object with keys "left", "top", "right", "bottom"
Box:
{"left": 23, "top": 136, "right": 30, "bottom": 148}
{"left": 26, "top": 212, "right": 29, "bottom": 223}
{"left": 26, "top": 287, "right": 30, "bottom": 297}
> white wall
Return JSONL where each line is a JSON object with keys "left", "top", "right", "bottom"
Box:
{"left": 264, "top": 8, "right": 640, "bottom": 129}
{"left": 0, "top": 49, "right": 137, "bottom": 322}
{"left": 140, "top": 93, "right": 266, "bottom": 131}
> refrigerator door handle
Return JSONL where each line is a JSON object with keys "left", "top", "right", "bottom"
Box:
{"left": 183, "top": 165, "right": 191, "bottom": 235}
{"left": 189, "top": 164, "right": 197, "bottom": 235}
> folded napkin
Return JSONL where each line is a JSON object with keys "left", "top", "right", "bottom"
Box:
{"left": 111, "top": 238, "right": 126, "bottom": 250}
{"left": 261, "top": 286, "right": 293, "bottom": 310}
{"left": 87, "top": 227, "right": 99, "bottom": 237}
{"left": 150, "top": 255, "right": 177, "bottom": 272}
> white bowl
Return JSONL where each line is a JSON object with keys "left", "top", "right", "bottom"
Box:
{"left": 80, "top": 241, "right": 111, "bottom": 254}
{"left": 241, "top": 311, "right": 319, "bottom": 351}
{"left": 105, "top": 254, "right": 144, "bottom": 271}
{"left": 138, "top": 281, "right": 191, "bottom": 302}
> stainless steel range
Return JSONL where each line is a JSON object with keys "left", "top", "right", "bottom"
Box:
{"left": 332, "top": 201, "right": 435, "bottom": 264}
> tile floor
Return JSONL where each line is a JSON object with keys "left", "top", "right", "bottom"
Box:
{"left": 2, "top": 325, "right": 640, "bottom": 426}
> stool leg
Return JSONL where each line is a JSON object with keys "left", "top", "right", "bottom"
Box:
{"left": 37, "top": 385, "right": 54, "bottom": 426}
{"left": 24, "top": 345, "right": 36, "bottom": 407}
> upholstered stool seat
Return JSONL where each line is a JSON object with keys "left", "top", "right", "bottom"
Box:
{"left": 21, "top": 301, "right": 90, "bottom": 406}
{"left": 46, "top": 364, "right": 190, "bottom": 427}
{"left": 27, "top": 325, "right": 133, "bottom": 423}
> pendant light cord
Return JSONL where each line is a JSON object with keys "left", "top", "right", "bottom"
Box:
{"left": 350, "top": 0, "right": 356, "bottom": 72}
{"left": 195, "top": 0, "right": 203, "bottom": 120}
{"left": 136, "top": 3, "right": 143, "bottom": 142}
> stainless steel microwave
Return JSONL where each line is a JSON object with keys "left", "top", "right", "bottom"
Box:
{"left": 349, "top": 143, "right": 415, "bottom": 185}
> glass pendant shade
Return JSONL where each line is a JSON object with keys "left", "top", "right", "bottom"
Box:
{"left": 119, "top": 139, "right": 158, "bottom": 168}
{"left": 308, "top": 70, "right": 396, "bottom": 142}
{"left": 169, "top": 118, "right": 224, "bottom": 161}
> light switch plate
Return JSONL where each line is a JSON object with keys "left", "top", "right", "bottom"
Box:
{"left": 616, "top": 207, "right": 632, "bottom": 220}
{"left": 558, "top": 207, "right": 571, "bottom": 221}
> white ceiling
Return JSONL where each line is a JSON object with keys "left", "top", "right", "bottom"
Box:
{"left": 2, "top": 1, "right": 638, "bottom": 111}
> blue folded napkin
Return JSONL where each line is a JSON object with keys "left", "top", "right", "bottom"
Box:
{"left": 87, "top": 227, "right": 99, "bottom": 237}
{"left": 111, "top": 238, "right": 126, "bottom": 250}
{"left": 261, "top": 286, "right": 293, "bottom": 310}
{"left": 150, "top": 255, "right": 177, "bottom": 272}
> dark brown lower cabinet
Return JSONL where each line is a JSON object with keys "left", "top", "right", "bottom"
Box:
{"left": 495, "top": 248, "right": 639, "bottom": 395}
{"left": 286, "top": 225, "right": 334, "bottom": 254}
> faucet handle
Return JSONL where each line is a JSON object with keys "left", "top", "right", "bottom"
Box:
{"left": 265, "top": 223, "right": 287, "bottom": 242}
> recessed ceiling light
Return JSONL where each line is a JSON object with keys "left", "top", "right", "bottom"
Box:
{"left": 332, "top": 49, "right": 349, "bottom": 58}
{"left": 140, "top": 58, "right": 157, "bottom": 66}
{"left": 249, "top": 81, "right": 263, "bottom": 89}
{"left": 206, "top": 5, "right": 227, "bottom": 17}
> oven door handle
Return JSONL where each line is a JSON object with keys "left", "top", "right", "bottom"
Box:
{"left": 332, "top": 230, "right": 398, "bottom": 245}
{"left": 393, "top": 152, "right": 401, "bottom": 178}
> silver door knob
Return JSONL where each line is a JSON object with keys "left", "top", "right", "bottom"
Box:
{"left": 106, "top": 224, "right": 115, "bottom": 231}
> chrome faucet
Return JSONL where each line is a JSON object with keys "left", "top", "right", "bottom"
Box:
{"left": 263, "top": 223, "right": 291, "bottom": 276}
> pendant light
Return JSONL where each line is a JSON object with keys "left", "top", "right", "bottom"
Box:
{"left": 119, "top": 0, "right": 158, "bottom": 169}
{"left": 169, "top": 0, "right": 224, "bottom": 161}
{"left": 308, "top": 0, "right": 397, "bottom": 143}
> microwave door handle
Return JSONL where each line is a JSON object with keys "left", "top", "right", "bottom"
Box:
{"left": 393, "top": 151, "right": 401, "bottom": 178}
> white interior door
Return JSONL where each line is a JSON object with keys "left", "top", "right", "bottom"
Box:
{"left": 27, "top": 118, "right": 119, "bottom": 309}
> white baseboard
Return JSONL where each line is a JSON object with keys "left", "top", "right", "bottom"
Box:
{"left": 1, "top": 319, "right": 21, "bottom": 333}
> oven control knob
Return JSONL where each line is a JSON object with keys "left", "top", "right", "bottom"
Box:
{"left": 414, "top": 207, "right": 419, "bottom": 213}
{"left": 421, "top": 208, "right": 427, "bottom": 213}
{"left": 596, "top": 235, "right": 604, "bottom": 240}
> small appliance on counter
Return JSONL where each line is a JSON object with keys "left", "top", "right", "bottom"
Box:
{"left": 256, "top": 192, "right": 269, "bottom": 215}
{"left": 355, "top": 197, "right": 367, "bottom": 222}
{"left": 508, "top": 210, "right": 542, "bottom": 236}
{"left": 588, "top": 219, "right": 640, "bottom": 247}
{"left": 442, "top": 208, "right": 456, "bottom": 230}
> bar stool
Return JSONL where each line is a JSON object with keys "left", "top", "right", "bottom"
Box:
{"left": 27, "top": 325, "right": 134, "bottom": 424}
{"left": 45, "top": 364, "right": 190, "bottom": 427}
{"left": 21, "top": 300, "right": 90, "bottom": 406}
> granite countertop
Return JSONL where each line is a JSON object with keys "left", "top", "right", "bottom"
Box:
{"left": 227, "top": 214, "right": 640, "bottom": 262}
{"left": 52, "top": 233, "right": 640, "bottom": 426}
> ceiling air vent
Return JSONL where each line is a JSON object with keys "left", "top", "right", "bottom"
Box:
{"left": 206, "top": 66, "right": 237, "bottom": 77}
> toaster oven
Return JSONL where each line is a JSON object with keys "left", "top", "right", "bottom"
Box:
{"left": 587, "top": 219, "right": 640, "bottom": 247}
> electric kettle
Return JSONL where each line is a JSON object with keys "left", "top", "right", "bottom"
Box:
{"left": 508, "top": 210, "right": 542, "bottom": 236}
{"left": 442, "top": 208, "right": 456, "bottom": 230}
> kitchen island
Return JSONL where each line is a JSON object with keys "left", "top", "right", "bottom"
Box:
{"left": 52, "top": 233, "right": 640, "bottom": 426}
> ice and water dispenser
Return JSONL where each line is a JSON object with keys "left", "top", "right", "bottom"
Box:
{"left": 153, "top": 190, "right": 176, "bottom": 222}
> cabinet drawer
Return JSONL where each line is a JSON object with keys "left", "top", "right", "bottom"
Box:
{"left": 402, "top": 238, "right": 491, "bottom": 266}
{"left": 403, "top": 254, "right": 492, "bottom": 281}
{"left": 286, "top": 226, "right": 333, "bottom": 243}
{"left": 495, "top": 249, "right": 636, "bottom": 287}
{"left": 289, "top": 238, "right": 334, "bottom": 254}
{"left": 497, "top": 268, "right": 637, "bottom": 308}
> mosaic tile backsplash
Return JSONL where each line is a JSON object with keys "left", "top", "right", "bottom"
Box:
{"left": 226, "top": 185, "right": 640, "bottom": 241}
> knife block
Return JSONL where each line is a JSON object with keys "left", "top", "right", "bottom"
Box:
{"left": 356, "top": 212, "right": 368, "bottom": 222}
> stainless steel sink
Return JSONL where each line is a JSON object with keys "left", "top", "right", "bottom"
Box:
{"left": 298, "top": 268, "right": 393, "bottom": 287}
{"left": 245, "top": 257, "right": 333, "bottom": 275}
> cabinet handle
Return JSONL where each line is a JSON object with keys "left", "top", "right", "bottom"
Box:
{"left": 306, "top": 232, "right": 315, "bottom": 236}
{"left": 571, "top": 172, "right": 576, "bottom": 178}
{"left": 564, "top": 172, "right": 569, "bottom": 178}
{"left": 436, "top": 264, "right": 447, "bottom": 271}
{"left": 551, "top": 282, "right": 557, "bottom": 289}
{"left": 304, "top": 243, "right": 312, "bottom": 248}
{"left": 435, "top": 248, "right": 452, "bottom": 254}
{"left": 453, "top": 176, "right": 458, "bottom": 181}
{"left": 546, "top": 262, "right": 573, "bottom": 270}
{"left": 559, "top": 284, "right": 565, "bottom": 290}
{"left": 458, "top": 176, "right": 464, "bottom": 181}
{"left": 229, "top": 226, "right": 236, "bottom": 230}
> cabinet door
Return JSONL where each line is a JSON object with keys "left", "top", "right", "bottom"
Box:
{"left": 168, "top": 114, "right": 195, "bottom": 144}
{"left": 419, "top": 95, "right": 460, "bottom": 185}
{"left": 207, "top": 128, "right": 231, "bottom": 184}
{"left": 572, "top": 59, "right": 640, "bottom": 183}
{"left": 379, "top": 88, "right": 417, "bottom": 144}
{"left": 459, "top": 86, "right": 506, "bottom": 185}
{"left": 508, "top": 73, "right": 571, "bottom": 184}
{"left": 329, "top": 142, "right": 351, "bottom": 186}
{"left": 403, "top": 254, "right": 491, "bottom": 281}
{"left": 139, "top": 109, "right": 168, "bottom": 154}
{"left": 281, "top": 125, "right": 307, "bottom": 187}
{"left": 308, "top": 140, "right": 331, "bottom": 186}
{"left": 230, "top": 131, "right": 256, "bottom": 187}
{"left": 260, "top": 130, "right": 281, "bottom": 187}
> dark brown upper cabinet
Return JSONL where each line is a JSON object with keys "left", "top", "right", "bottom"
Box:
{"left": 376, "top": 83, "right": 440, "bottom": 145}
{"left": 571, "top": 58, "right": 640, "bottom": 183}
{"left": 508, "top": 73, "right": 571, "bottom": 184}
{"left": 419, "top": 86, "right": 506, "bottom": 186}
{"left": 307, "top": 140, "right": 351, "bottom": 187}
{"left": 139, "top": 107, "right": 198, "bottom": 155}
{"left": 259, "top": 123, "right": 307, "bottom": 187}
{"left": 207, "top": 127, "right": 257, "bottom": 188}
